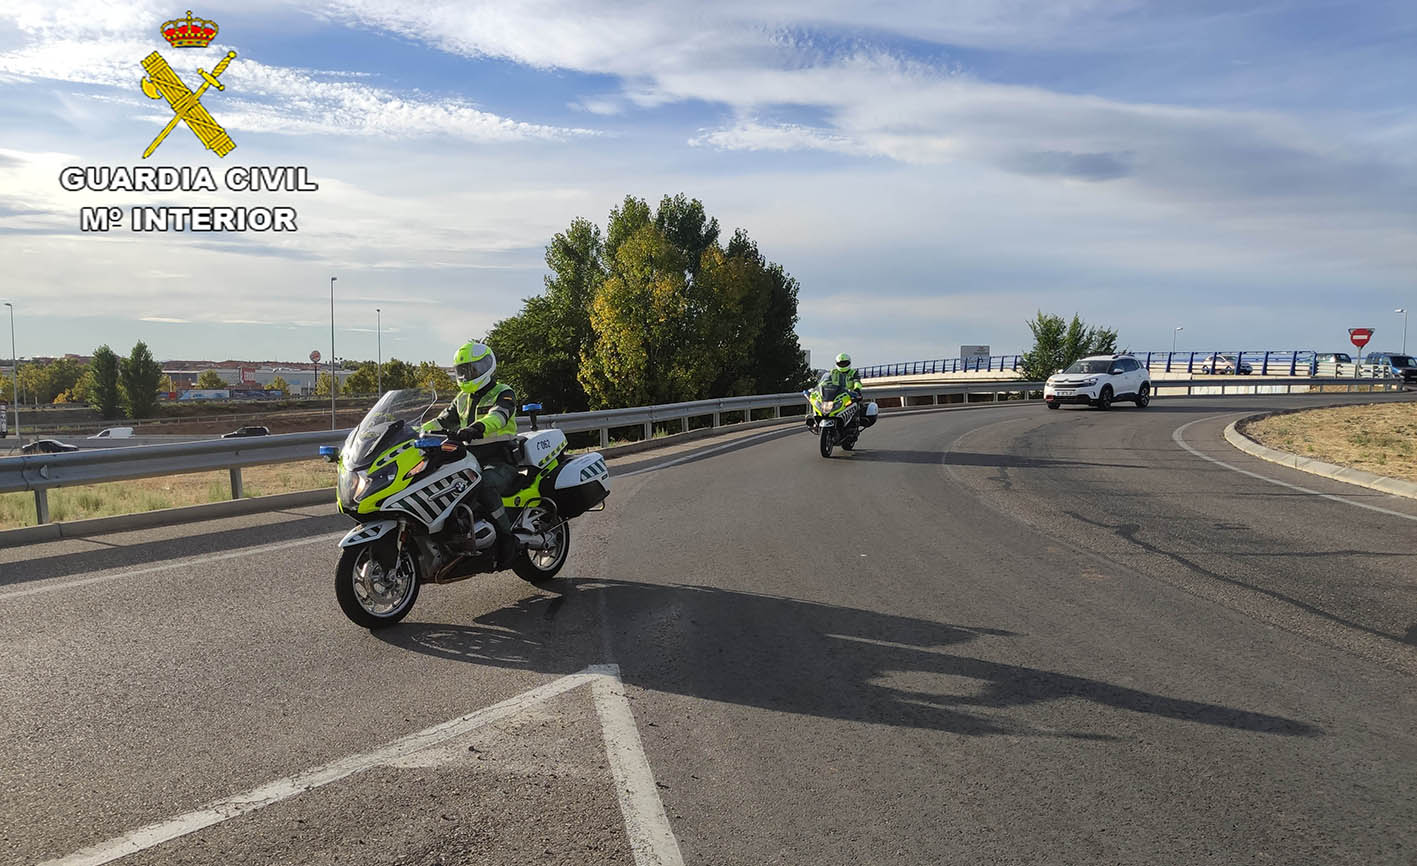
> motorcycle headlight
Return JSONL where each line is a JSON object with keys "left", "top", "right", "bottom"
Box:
{"left": 349, "top": 463, "right": 399, "bottom": 503}
{"left": 822, "top": 400, "right": 835, "bottom": 412}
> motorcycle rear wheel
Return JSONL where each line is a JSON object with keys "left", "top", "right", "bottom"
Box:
{"left": 336, "top": 541, "right": 420, "bottom": 629}
{"left": 512, "top": 505, "right": 570, "bottom": 585}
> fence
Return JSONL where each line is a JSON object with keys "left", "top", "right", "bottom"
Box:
{"left": 0, "top": 377, "right": 1406, "bottom": 527}
{"left": 861, "top": 349, "right": 1328, "bottom": 379}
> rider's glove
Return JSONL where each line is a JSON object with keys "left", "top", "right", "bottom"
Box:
{"left": 457, "top": 421, "right": 486, "bottom": 441}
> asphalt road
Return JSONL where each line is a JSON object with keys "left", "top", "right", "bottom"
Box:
{"left": 2, "top": 393, "right": 1415, "bottom": 865}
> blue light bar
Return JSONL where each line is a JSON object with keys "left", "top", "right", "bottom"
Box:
{"left": 413, "top": 437, "right": 443, "bottom": 448}
{"left": 522, "top": 403, "right": 543, "bottom": 412}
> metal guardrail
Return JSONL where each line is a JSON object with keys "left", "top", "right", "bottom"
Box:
{"left": 0, "top": 377, "right": 1406, "bottom": 527}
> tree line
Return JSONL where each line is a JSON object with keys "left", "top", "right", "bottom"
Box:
{"left": 1, "top": 343, "right": 163, "bottom": 420}
{"left": 485, "top": 194, "right": 812, "bottom": 411}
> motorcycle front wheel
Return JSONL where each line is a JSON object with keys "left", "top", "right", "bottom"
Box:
{"left": 819, "top": 426, "right": 834, "bottom": 458}
{"left": 335, "top": 541, "right": 421, "bottom": 629}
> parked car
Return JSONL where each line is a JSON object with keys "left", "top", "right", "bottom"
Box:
{"left": 1363, "top": 352, "right": 1417, "bottom": 385}
{"left": 1314, "top": 352, "right": 1352, "bottom": 365}
{"left": 1044, "top": 354, "right": 1152, "bottom": 410}
{"left": 87, "top": 426, "right": 134, "bottom": 439}
{"left": 1199, "top": 354, "right": 1253, "bottom": 375}
{"left": 221, "top": 425, "right": 271, "bottom": 438}
{"left": 20, "top": 439, "right": 80, "bottom": 454}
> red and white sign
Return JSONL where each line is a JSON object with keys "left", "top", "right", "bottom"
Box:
{"left": 309, "top": 350, "right": 321, "bottom": 363}
{"left": 1349, "top": 328, "right": 1374, "bottom": 349}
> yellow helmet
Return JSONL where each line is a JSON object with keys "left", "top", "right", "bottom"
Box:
{"left": 453, "top": 341, "right": 496, "bottom": 394}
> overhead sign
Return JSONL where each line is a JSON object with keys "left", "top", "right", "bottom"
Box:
{"left": 1349, "top": 328, "right": 1374, "bottom": 349}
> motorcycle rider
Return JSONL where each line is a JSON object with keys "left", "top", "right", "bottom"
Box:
{"left": 423, "top": 340, "right": 519, "bottom": 566}
{"left": 825, "top": 352, "right": 864, "bottom": 398}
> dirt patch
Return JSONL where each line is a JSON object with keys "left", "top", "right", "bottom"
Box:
{"left": 1242, "top": 402, "right": 1417, "bottom": 482}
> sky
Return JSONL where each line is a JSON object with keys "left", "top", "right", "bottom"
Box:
{"left": 0, "top": 0, "right": 1414, "bottom": 368}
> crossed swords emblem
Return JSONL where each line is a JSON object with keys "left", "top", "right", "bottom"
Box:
{"left": 139, "top": 49, "right": 237, "bottom": 158}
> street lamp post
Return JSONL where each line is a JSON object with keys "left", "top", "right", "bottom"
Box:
{"left": 376, "top": 307, "right": 382, "bottom": 394}
{"left": 1172, "top": 326, "right": 1183, "bottom": 355}
{"left": 1397, "top": 308, "right": 1408, "bottom": 354}
{"left": 329, "top": 276, "right": 337, "bottom": 430}
{"left": 3, "top": 302, "right": 16, "bottom": 442}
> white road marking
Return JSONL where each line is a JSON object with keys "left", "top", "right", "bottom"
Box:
{"left": 593, "top": 675, "right": 686, "bottom": 866}
{"left": 1172, "top": 415, "right": 1417, "bottom": 523}
{"left": 40, "top": 664, "right": 683, "bottom": 866}
{"left": 0, "top": 533, "right": 344, "bottom": 602}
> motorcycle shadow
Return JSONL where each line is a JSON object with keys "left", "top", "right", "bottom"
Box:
{"left": 374, "top": 577, "right": 1320, "bottom": 741}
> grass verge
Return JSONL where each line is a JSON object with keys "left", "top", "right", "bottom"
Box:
{"left": 0, "top": 460, "right": 334, "bottom": 529}
{"left": 1242, "top": 402, "right": 1417, "bottom": 483}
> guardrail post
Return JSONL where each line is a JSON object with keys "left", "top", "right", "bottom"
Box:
{"left": 1188, "top": 352, "right": 1196, "bottom": 373}
{"left": 229, "top": 467, "right": 243, "bottom": 499}
{"left": 34, "top": 488, "right": 50, "bottom": 524}
{"left": 1165, "top": 352, "right": 1172, "bottom": 373}
{"left": 1290, "top": 353, "right": 1298, "bottom": 376}
{"left": 600, "top": 428, "right": 609, "bottom": 448}
{"left": 1262, "top": 351, "right": 1270, "bottom": 375}
{"left": 772, "top": 405, "right": 780, "bottom": 419}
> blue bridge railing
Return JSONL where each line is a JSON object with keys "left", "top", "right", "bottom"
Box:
{"left": 860, "top": 350, "right": 1320, "bottom": 378}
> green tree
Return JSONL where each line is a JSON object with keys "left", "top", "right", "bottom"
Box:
{"left": 314, "top": 372, "right": 342, "bottom": 397}
{"left": 381, "top": 358, "right": 418, "bottom": 392}
{"left": 488, "top": 217, "right": 605, "bottom": 411}
{"left": 158, "top": 374, "right": 176, "bottom": 393}
{"left": 89, "top": 345, "right": 123, "bottom": 419}
{"left": 1019, "top": 312, "right": 1119, "bottom": 381}
{"left": 415, "top": 361, "right": 456, "bottom": 395}
{"left": 120, "top": 341, "right": 163, "bottom": 419}
{"left": 265, "top": 376, "right": 289, "bottom": 395}
{"left": 16, "top": 358, "right": 84, "bottom": 404}
{"left": 196, "top": 369, "right": 228, "bottom": 389}
{"left": 345, "top": 361, "right": 380, "bottom": 395}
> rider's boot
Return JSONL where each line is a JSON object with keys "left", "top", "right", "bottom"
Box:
{"left": 491, "top": 505, "right": 518, "bottom": 567}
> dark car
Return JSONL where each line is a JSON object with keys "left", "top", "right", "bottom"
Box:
{"left": 1364, "top": 352, "right": 1417, "bottom": 384}
{"left": 21, "top": 439, "right": 80, "bottom": 454}
{"left": 221, "top": 425, "right": 271, "bottom": 438}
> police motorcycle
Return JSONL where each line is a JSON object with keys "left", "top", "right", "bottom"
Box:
{"left": 320, "top": 389, "right": 609, "bottom": 628}
{"left": 805, "top": 376, "right": 878, "bottom": 458}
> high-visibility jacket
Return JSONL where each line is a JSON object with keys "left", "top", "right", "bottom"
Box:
{"left": 425, "top": 381, "right": 517, "bottom": 436}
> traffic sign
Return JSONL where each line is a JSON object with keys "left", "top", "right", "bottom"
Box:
{"left": 309, "top": 350, "right": 321, "bottom": 363}
{"left": 1349, "top": 328, "right": 1373, "bottom": 349}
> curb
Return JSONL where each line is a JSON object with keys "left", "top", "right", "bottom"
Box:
{"left": 1224, "top": 415, "right": 1417, "bottom": 501}
{"left": 0, "top": 488, "right": 333, "bottom": 549}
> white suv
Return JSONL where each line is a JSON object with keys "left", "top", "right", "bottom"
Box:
{"left": 1044, "top": 354, "right": 1152, "bottom": 410}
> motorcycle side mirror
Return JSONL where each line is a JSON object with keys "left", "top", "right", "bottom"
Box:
{"left": 522, "top": 402, "right": 542, "bottom": 431}
{"left": 413, "top": 437, "right": 443, "bottom": 449}
{"left": 318, "top": 445, "right": 339, "bottom": 463}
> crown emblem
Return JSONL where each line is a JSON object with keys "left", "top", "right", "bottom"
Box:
{"left": 161, "top": 10, "right": 218, "bottom": 48}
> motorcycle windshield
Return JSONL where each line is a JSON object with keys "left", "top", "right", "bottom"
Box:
{"left": 817, "top": 383, "right": 845, "bottom": 401}
{"left": 345, "top": 389, "right": 438, "bottom": 470}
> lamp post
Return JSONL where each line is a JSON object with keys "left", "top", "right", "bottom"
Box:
{"left": 1397, "top": 308, "right": 1408, "bottom": 354}
{"left": 3, "top": 302, "right": 16, "bottom": 442}
{"left": 376, "top": 307, "right": 382, "bottom": 394}
{"left": 1172, "top": 326, "right": 1183, "bottom": 355}
{"left": 329, "top": 276, "right": 337, "bottom": 430}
